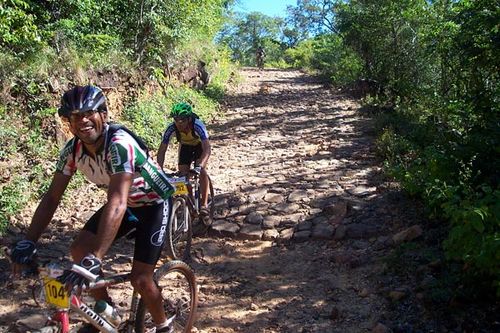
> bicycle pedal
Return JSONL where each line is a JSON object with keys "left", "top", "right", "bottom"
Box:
{"left": 201, "top": 216, "right": 212, "bottom": 226}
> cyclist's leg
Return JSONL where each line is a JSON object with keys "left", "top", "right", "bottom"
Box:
{"left": 178, "top": 144, "right": 196, "bottom": 197}
{"left": 198, "top": 164, "right": 210, "bottom": 208}
{"left": 73, "top": 206, "right": 137, "bottom": 302}
{"left": 193, "top": 144, "right": 209, "bottom": 208}
{"left": 130, "top": 260, "right": 166, "bottom": 324}
{"left": 178, "top": 144, "right": 194, "bottom": 175}
{"left": 131, "top": 200, "right": 172, "bottom": 326}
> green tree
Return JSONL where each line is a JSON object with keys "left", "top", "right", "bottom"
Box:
{"left": 336, "top": 0, "right": 432, "bottom": 99}
{"left": 217, "top": 11, "right": 284, "bottom": 65}
{"left": 0, "top": 0, "right": 42, "bottom": 54}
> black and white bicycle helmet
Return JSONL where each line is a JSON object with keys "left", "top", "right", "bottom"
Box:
{"left": 58, "top": 85, "right": 107, "bottom": 118}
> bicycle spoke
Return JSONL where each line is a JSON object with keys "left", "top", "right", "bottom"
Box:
{"left": 135, "top": 261, "right": 198, "bottom": 333}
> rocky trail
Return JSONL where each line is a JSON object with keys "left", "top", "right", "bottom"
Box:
{"left": 190, "top": 69, "right": 423, "bottom": 333}
{"left": 1, "top": 68, "right": 497, "bottom": 333}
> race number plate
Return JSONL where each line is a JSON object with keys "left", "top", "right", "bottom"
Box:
{"left": 174, "top": 182, "right": 188, "bottom": 195}
{"left": 43, "top": 277, "right": 69, "bottom": 308}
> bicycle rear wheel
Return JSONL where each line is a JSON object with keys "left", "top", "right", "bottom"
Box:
{"left": 135, "top": 260, "right": 198, "bottom": 333}
{"left": 165, "top": 197, "right": 192, "bottom": 261}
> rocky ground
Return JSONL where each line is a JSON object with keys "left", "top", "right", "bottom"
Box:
{"left": 1, "top": 68, "right": 498, "bottom": 333}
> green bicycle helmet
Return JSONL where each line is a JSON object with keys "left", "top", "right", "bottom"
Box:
{"left": 170, "top": 102, "right": 193, "bottom": 118}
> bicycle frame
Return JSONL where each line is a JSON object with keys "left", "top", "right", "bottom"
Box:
{"left": 169, "top": 171, "right": 202, "bottom": 216}
{"left": 38, "top": 267, "right": 139, "bottom": 333}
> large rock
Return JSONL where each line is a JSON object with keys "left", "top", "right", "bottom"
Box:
{"left": 211, "top": 220, "right": 240, "bottom": 237}
{"left": 262, "top": 229, "right": 280, "bottom": 241}
{"left": 238, "top": 224, "right": 263, "bottom": 240}
{"left": 264, "top": 193, "right": 285, "bottom": 203}
{"left": 293, "top": 230, "right": 311, "bottom": 242}
{"left": 287, "top": 189, "right": 308, "bottom": 202}
{"left": 273, "top": 202, "right": 301, "bottom": 214}
{"left": 311, "top": 223, "right": 335, "bottom": 239}
{"left": 262, "top": 215, "right": 281, "bottom": 229}
{"left": 323, "top": 201, "right": 348, "bottom": 225}
{"left": 392, "top": 225, "right": 423, "bottom": 244}
{"left": 245, "top": 211, "right": 264, "bottom": 225}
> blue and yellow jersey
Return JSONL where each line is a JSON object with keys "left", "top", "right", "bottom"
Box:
{"left": 161, "top": 119, "right": 209, "bottom": 146}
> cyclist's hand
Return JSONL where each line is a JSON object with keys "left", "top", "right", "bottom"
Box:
{"left": 11, "top": 239, "right": 37, "bottom": 264}
{"left": 57, "top": 254, "right": 101, "bottom": 290}
{"left": 10, "top": 240, "right": 37, "bottom": 276}
{"left": 193, "top": 166, "right": 202, "bottom": 175}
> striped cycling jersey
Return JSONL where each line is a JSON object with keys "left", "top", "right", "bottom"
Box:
{"left": 161, "top": 118, "right": 209, "bottom": 146}
{"left": 55, "top": 125, "right": 174, "bottom": 207}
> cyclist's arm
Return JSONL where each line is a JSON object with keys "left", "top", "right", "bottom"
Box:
{"left": 157, "top": 142, "right": 168, "bottom": 169}
{"left": 198, "top": 139, "right": 211, "bottom": 169}
{"left": 92, "top": 172, "right": 132, "bottom": 259}
{"left": 26, "top": 173, "right": 72, "bottom": 242}
{"left": 157, "top": 126, "right": 175, "bottom": 169}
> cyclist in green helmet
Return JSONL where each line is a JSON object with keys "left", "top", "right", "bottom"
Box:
{"left": 157, "top": 102, "right": 212, "bottom": 217}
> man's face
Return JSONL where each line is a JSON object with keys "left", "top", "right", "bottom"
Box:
{"left": 174, "top": 116, "right": 191, "bottom": 132}
{"left": 67, "top": 109, "right": 107, "bottom": 144}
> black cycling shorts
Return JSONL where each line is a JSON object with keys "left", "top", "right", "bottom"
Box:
{"left": 82, "top": 198, "right": 172, "bottom": 265}
{"left": 178, "top": 143, "right": 203, "bottom": 166}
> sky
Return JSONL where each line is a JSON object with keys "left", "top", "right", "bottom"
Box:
{"left": 235, "top": 0, "right": 297, "bottom": 18}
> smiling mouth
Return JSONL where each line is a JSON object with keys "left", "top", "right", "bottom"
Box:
{"left": 79, "top": 125, "right": 94, "bottom": 133}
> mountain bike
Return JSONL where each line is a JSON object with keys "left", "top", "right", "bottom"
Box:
{"left": 165, "top": 169, "right": 215, "bottom": 261}
{"left": 5, "top": 249, "right": 198, "bottom": 333}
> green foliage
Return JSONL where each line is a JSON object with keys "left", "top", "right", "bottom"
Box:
{"left": 284, "top": 33, "right": 363, "bottom": 85}
{"left": 377, "top": 107, "right": 500, "bottom": 293}
{"left": 176, "top": 38, "right": 238, "bottom": 96}
{"left": 0, "top": 107, "right": 19, "bottom": 159}
{"left": 441, "top": 186, "right": 500, "bottom": 290}
{"left": 217, "top": 11, "right": 287, "bottom": 66}
{"left": 0, "top": 0, "right": 43, "bottom": 54}
{"left": 103, "top": 0, "right": 229, "bottom": 65}
{"left": 0, "top": 176, "right": 29, "bottom": 232}
{"left": 284, "top": 39, "right": 315, "bottom": 68}
{"left": 339, "top": 0, "right": 500, "bottom": 294}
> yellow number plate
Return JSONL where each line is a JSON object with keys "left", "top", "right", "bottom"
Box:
{"left": 174, "top": 182, "right": 188, "bottom": 195}
{"left": 43, "top": 277, "right": 69, "bottom": 308}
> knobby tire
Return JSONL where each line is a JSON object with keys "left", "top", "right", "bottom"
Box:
{"left": 135, "top": 260, "right": 198, "bottom": 333}
{"left": 165, "top": 197, "right": 192, "bottom": 261}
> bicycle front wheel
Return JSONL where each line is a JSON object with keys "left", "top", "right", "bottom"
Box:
{"left": 165, "top": 196, "right": 192, "bottom": 261}
{"left": 135, "top": 260, "right": 198, "bottom": 333}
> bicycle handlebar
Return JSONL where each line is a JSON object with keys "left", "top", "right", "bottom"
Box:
{"left": 166, "top": 168, "right": 201, "bottom": 178}
{"left": 71, "top": 264, "right": 99, "bottom": 282}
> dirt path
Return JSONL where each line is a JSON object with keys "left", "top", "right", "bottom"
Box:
{"left": 2, "top": 68, "right": 487, "bottom": 333}
{"left": 189, "top": 68, "right": 424, "bottom": 333}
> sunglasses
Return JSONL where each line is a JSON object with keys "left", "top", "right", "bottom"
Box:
{"left": 173, "top": 117, "right": 189, "bottom": 123}
{"left": 69, "top": 109, "right": 98, "bottom": 121}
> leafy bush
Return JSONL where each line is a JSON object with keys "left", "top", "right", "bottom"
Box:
{"left": 0, "top": 176, "right": 29, "bottom": 232}
{"left": 0, "top": 0, "right": 43, "bottom": 54}
{"left": 285, "top": 34, "right": 363, "bottom": 86}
